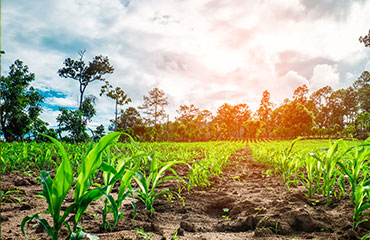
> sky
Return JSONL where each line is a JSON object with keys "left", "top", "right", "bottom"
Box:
{"left": 2, "top": 0, "right": 370, "bottom": 130}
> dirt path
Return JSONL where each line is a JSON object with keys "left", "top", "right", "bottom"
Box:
{"left": 1, "top": 147, "right": 368, "bottom": 239}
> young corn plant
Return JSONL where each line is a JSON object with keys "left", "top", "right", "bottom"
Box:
{"left": 100, "top": 142, "right": 145, "bottom": 231}
{"left": 133, "top": 152, "right": 185, "bottom": 214}
{"left": 274, "top": 137, "right": 302, "bottom": 186}
{"left": 353, "top": 180, "right": 370, "bottom": 230}
{"left": 312, "top": 139, "right": 345, "bottom": 206}
{"left": 299, "top": 152, "right": 321, "bottom": 198}
{"left": 337, "top": 139, "right": 370, "bottom": 202}
{"left": 21, "top": 135, "right": 73, "bottom": 240}
{"left": 21, "top": 132, "right": 123, "bottom": 240}
{"left": 187, "top": 160, "right": 210, "bottom": 189}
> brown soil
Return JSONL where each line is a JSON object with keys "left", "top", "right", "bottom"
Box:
{"left": 1, "top": 147, "right": 369, "bottom": 240}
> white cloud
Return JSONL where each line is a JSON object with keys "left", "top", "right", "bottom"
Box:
{"left": 3, "top": 0, "right": 370, "bottom": 129}
{"left": 44, "top": 97, "right": 77, "bottom": 108}
{"left": 273, "top": 71, "right": 309, "bottom": 103}
{"left": 310, "top": 64, "right": 340, "bottom": 90}
{"left": 39, "top": 108, "right": 60, "bottom": 128}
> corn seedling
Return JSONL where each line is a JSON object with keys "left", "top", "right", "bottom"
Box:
{"left": 353, "top": 180, "right": 370, "bottom": 230}
{"left": 21, "top": 134, "right": 74, "bottom": 240}
{"left": 273, "top": 137, "right": 302, "bottom": 186}
{"left": 299, "top": 152, "right": 321, "bottom": 198}
{"left": 172, "top": 231, "right": 180, "bottom": 240}
{"left": 337, "top": 139, "right": 370, "bottom": 202}
{"left": 21, "top": 132, "right": 122, "bottom": 239}
{"left": 133, "top": 152, "right": 185, "bottom": 214}
{"left": 0, "top": 190, "right": 24, "bottom": 204}
{"left": 136, "top": 228, "right": 153, "bottom": 240}
{"left": 311, "top": 139, "right": 345, "bottom": 206}
{"left": 100, "top": 137, "right": 145, "bottom": 231}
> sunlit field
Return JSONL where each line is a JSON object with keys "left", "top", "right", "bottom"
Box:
{"left": 1, "top": 136, "right": 369, "bottom": 239}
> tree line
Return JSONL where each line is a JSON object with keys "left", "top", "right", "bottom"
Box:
{"left": 1, "top": 31, "right": 370, "bottom": 142}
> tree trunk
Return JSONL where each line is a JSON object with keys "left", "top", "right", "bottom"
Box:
{"left": 114, "top": 100, "right": 118, "bottom": 131}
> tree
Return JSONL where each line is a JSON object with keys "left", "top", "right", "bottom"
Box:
{"left": 292, "top": 84, "right": 309, "bottom": 105}
{"left": 359, "top": 29, "right": 370, "bottom": 47}
{"left": 0, "top": 60, "right": 44, "bottom": 142}
{"left": 213, "top": 103, "right": 251, "bottom": 139}
{"left": 256, "top": 90, "right": 273, "bottom": 137}
{"left": 340, "top": 87, "right": 358, "bottom": 125}
{"left": 176, "top": 104, "right": 200, "bottom": 124}
{"left": 58, "top": 50, "right": 114, "bottom": 109}
{"left": 92, "top": 124, "right": 105, "bottom": 142}
{"left": 100, "top": 83, "right": 131, "bottom": 131}
{"left": 243, "top": 120, "right": 263, "bottom": 138}
{"left": 56, "top": 96, "right": 97, "bottom": 143}
{"left": 115, "top": 107, "right": 145, "bottom": 138}
{"left": 175, "top": 104, "right": 200, "bottom": 141}
{"left": 310, "top": 85, "right": 333, "bottom": 129}
{"left": 31, "top": 119, "right": 58, "bottom": 142}
{"left": 57, "top": 50, "right": 114, "bottom": 142}
{"left": 353, "top": 71, "right": 370, "bottom": 112}
{"left": 327, "top": 89, "right": 348, "bottom": 130}
{"left": 233, "top": 103, "right": 252, "bottom": 137}
{"left": 270, "top": 101, "right": 314, "bottom": 138}
{"left": 139, "top": 88, "right": 169, "bottom": 127}
{"left": 355, "top": 111, "right": 370, "bottom": 139}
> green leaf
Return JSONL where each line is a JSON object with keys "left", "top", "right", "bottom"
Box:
{"left": 21, "top": 213, "right": 52, "bottom": 239}
{"left": 75, "top": 187, "right": 106, "bottom": 224}
{"left": 100, "top": 162, "right": 117, "bottom": 175}
{"left": 75, "top": 132, "right": 122, "bottom": 201}
{"left": 102, "top": 192, "right": 119, "bottom": 230}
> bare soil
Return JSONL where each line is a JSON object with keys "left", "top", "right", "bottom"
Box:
{"left": 1, "top": 147, "right": 369, "bottom": 239}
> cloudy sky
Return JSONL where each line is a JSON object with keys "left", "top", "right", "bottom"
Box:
{"left": 2, "top": 0, "right": 370, "bottom": 130}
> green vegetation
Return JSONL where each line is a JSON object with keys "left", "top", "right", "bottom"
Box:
{"left": 21, "top": 133, "right": 122, "bottom": 239}
{"left": 0, "top": 59, "right": 46, "bottom": 142}
{"left": 1, "top": 134, "right": 245, "bottom": 239}
{"left": 249, "top": 138, "right": 370, "bottom": 230}
{"left": 2, "top": 133, "right": 370, "bottom": 238}
{"left": 133, "top": 152, "right": 184, "bottom": 213}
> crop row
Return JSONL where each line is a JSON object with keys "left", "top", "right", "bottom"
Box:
{"left": 1, "top": 134, "right": 245, "bottom": 239}
{"left": 249, "top": 138, "right": 370, "bottom": 238}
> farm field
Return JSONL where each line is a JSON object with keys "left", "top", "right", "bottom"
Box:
{"left": 1, "top": 136, "right": 370, "bottom": 240}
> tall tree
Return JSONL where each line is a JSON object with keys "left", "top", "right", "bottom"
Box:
{"left": 175, "top": 104, "right": 213, "bottom": 141}
{"left": 56, "top": 95, "right": 97, "bottom": 143}
{"left": 139, "top": 88, "right": 169, "bottom": 127}
{"left": 310, "top": 86, "right": 333, "bottom": 129}
{"left": 355, "top": 111, "right": 370, "bottom": 139}
{"left": 176, "top": 104, "right": 201, "bottom": 141}
{"left": 58, "top": 50, "right": 114, "bottom": 109}
{"left": 256, "top": 90, "right": 273, "bottom": 137}
{"left": 233, "top": 103, "right": 252, "bottom": 137}
{"left": 256, "top": 90, "right": 273, "bottom": 122}
{"left": 57, "top": 50, "right": 114, "bottom": 142}
{"left": 327, "top": 89, "right": 349, "bottom": 130}
{"left": 115, "top": 107, "right": 145, "bottom": 136}
{"left": 243, "top": 120, "right": 263, "bottom": 138}
{"left": 214, "top": 103, "right": 251, "bottom": 138}
{"left": 341, "top": 87, "right": 358, "bottom": 125}
{"left": 0, "top": 60, "right": 44, "bottom": 142}
{"left": 270, "top": 101, "right": 314, "bottom": 138}
{"left": 292, "top": 84, "right": 309, "bottom": 105}
{"left": 176, "top": 104, "right": 200, "bottom": 124}
{"left": 353, "top": 71, "right": 370, "bottom": 112}
{"left": 100, "top": 83, "right": 131, "bottom": 131}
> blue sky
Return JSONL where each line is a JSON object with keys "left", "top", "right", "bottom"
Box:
{"left": 2, "top": 0, "right": 370, "bottom": 130}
